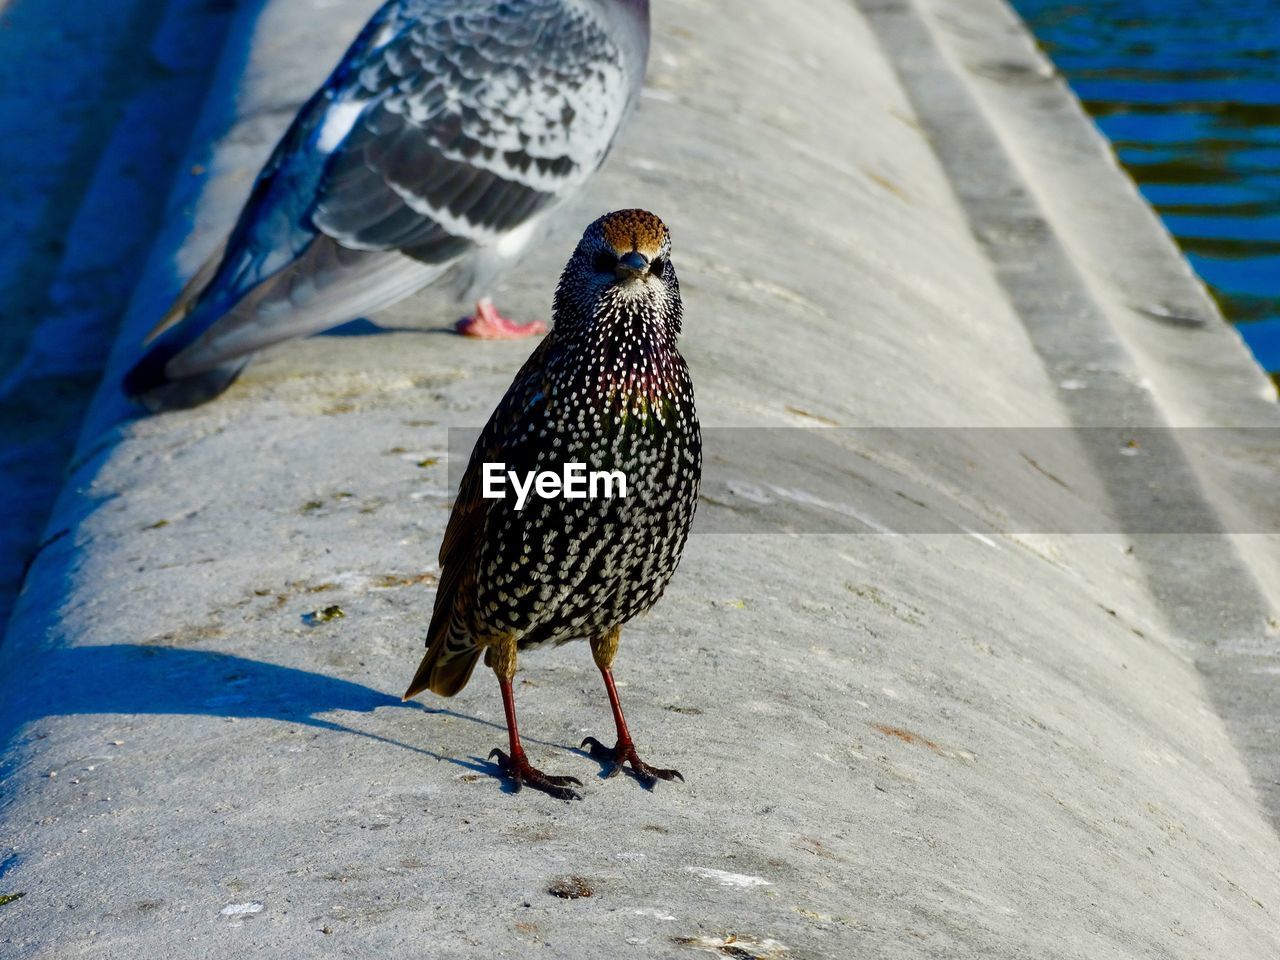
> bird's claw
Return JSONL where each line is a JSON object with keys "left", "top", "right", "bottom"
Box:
{"left": 488, "top": 748, "right": 583, "bottom": 801}
{"left": 580, "top": 736, "right": 684, "bottom": 788}
{"left": 457, "top": 300, "right": 547, "bottom": 339}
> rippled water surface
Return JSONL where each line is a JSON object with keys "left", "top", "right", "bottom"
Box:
{"left": 1010, "top": 0, "right": 1280, "bottom": 379}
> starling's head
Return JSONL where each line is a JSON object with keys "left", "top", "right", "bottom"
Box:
{"left": 555, "top": 209, "right": 681, "bottom": 339}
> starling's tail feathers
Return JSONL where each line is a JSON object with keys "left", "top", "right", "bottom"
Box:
{"left": 123, "top": 237, "right": 444, "bottom": 411}
{"left": 403, "top": 622, "right": 483, "bottom": 700}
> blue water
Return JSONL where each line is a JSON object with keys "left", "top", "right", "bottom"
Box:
{"left": 1010, "top": 0, "right": 1280, "bottom": 380}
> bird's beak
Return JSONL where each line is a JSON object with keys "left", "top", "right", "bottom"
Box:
{"left": 615, "top": 250, "right": 650, "bottom": 281}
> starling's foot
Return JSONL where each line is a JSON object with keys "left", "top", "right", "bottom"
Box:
{"left": 581, "top": 736, "right": 684, "bottom": 788}
{"left": 456, "top": 299, "right": 547, "bottom": 339}
{"left": 488, "top": 748, "right": 583, "bottom": 801}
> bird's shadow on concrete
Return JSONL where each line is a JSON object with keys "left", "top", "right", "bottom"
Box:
{"left": 318, "top": 318, "right": 458, "bottom": 338}
{"left": 0, "top": 643, "right": 583, "bottom": 789}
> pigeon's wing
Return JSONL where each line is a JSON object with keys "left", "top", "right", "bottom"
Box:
{"left": 127, "top": 0, "right": 647, "bottom": 408}
{"left": 195, "top": 0, "right": 414, "bottom": 306}
{"left": 166, "top": 1, "right": 639, "bottom": 368}
{"left": 310, "top": 0, "right": 640, "bottom": 259}
{"left": 126, "top": 0, "right": 427, "bottom": 388}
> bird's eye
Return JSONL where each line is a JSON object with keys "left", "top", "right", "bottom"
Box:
{"left": 593, "top": 250, "right": 618, "bottom": 274}
{"left": 649, "top": 256, "right": 667, "bottom": 276}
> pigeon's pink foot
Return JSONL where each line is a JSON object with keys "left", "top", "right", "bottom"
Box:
{"left": 456, "top": 299, "right": 547, "bottom": 339}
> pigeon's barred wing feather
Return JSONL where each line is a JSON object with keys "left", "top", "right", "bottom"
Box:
{"left": 311, "top": 0, "right": 634, "bottom": 256}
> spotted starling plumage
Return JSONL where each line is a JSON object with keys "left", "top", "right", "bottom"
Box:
{"left": 404, "top": 209, "right": 700, "bottom": 799}
{"left": 123, "top": 0, "right": 651, "bottom": 411}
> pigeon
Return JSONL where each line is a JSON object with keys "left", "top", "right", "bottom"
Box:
{"left": 403, "top": 209, "right": 700, "bottom": 800}
{"left": 123, "top": 0, "right": 651, "bottom": 411}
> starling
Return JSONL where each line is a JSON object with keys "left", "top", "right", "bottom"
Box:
{"left": 404, "top": 209, "right": 700, "bottom": 800}
{"left": 123, "top": 0, "right": 651, "bottom": 411}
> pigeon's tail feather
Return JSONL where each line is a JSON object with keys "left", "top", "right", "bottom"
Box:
{"left": 123, "top": 286, "right": 263, "bottom": 411}
{"left": 403, "top": 620, "right": 483, "bottom": 701}
{"left": 123, "top": 237, "right": 447, "bottom": 410}
{"left": 145, "top": 241, "right": 227, "bottom": 345}
{"left": 124, "top": 356, "right": 250, "bottom": 412}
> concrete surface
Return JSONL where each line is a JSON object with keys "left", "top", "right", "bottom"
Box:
{"left": 867, "top": 0, "right": 1280, "bottom": 836}
{"left": 3, "top": 0, "right": 1280, "bottom": 957}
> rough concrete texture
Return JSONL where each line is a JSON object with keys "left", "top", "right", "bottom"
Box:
{"left": 3, "top": 0, "right": 1280, "bottom": 957}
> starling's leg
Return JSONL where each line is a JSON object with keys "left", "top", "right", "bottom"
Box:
{"left": 485, "top": 636, "right": 582, "bottom": 801}
{"left": 582, "top": 627, "right": 684, "bottom": 787}
{"left": 456, "top": 297, "right": 547, "bottom": 339}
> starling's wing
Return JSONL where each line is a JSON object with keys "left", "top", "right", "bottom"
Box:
{"left": 436, "top": 339, "right": 556, "bottom": 611}
{"left": 405, "top": 339, "right": 557, "bottom": 699}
